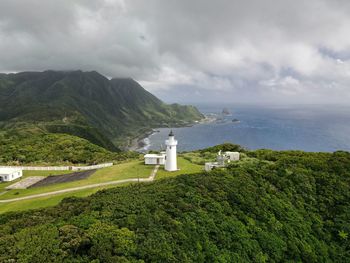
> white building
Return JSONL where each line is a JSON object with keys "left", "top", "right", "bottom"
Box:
{"left": 165, "top": 130, "right": 178, "bottom": 171}
{"left": 225, "top": 152, "right": 240, "bottom": 162}
{"left": 144, "top": 130, "right": 178, "bottom": 172}
{"left": 0, "top": 168, "right": 23, "bottom": 182}
{"left": 204, "top": 151, "right": 240, "bottom": 171}
{"left": 144, "top": 152, "right": 166, "bottom": 165}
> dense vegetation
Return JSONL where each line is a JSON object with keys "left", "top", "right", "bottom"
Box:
{"left": 0, "top": 146, "right": 349, "bottom": 262}
{"left": 197, "top": 142, "right": 246, "bottom": 153}
{"left": 0, "top": 131, "right": 138, "bottom": 165}
{"left": 0, "top": 70, "right": 203, "bottom": 149}
{"left": 182, "top": 143, "right": 247, "bottom": 164}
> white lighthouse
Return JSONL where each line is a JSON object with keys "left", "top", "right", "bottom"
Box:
{"left": 165, "top": 130, "right": 178, "bottom": 171}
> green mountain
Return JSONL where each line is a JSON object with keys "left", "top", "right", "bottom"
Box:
{"left": 0, "top": 147, "right": 349, "bottom": 262}
{"left": 0, "top": 70, "right": 203, "bottom": 150}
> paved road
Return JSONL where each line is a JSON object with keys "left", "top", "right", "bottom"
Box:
{"left": 0, "top": 165, "right": 160, "bottom": 203}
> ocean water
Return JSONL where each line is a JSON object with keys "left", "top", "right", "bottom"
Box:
{"left": 145, "top": 104, "right": 350, "bottom": 152}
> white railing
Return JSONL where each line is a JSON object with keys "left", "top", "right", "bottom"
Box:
{"left": 0, "top": 166, "right": 69, "bottom": 171}
{"left": 71, "top": 163, "right": 113, "bottom": 171}
{"left": 0, "top": 163, "right": 113, "bottom": 171}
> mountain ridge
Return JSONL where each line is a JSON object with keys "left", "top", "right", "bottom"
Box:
{"left": 0, "top": 70, "right": 203, "bottom": 150}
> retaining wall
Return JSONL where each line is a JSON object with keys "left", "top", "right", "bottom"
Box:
{"left": 0, "top": 163, "right": 113, "bottom": 171}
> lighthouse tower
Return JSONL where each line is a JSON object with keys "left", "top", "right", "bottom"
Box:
{"left": 165, "top": 130, "right": 178, "bottom": 171}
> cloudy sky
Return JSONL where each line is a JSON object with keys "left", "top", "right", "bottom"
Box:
{"left": 1, "top": 0, "right": 350, "bottom": 104}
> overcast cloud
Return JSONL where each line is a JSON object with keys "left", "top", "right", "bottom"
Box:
{"left": 1, "top": 0, "right": 350, "bottom": 104}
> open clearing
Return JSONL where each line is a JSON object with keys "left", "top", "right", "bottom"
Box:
{"left": 0, "top": 170, "right": 70, "bottom": 193}
{"left": 0, "top": 160, "right": 152, "bottom": 201}
{"left": 0, "top": 165, "right": 159, "bottom": 203}
{"left": 0, "top": 157, "right": 203, "bottom": 213}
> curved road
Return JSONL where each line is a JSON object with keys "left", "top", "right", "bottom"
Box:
{"left": 0, "top": 165, "right": 160, "bottom": 203}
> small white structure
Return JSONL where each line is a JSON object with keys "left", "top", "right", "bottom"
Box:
{"left": 205, "top": 162, "right": 225, "bottom": 171}
{"left": 144, "top": 152, "right": 166, "bottom": 165}
{"left": 165, "top": 130, "right": 178, "bottom": 171}
{"left": 0, "top": 168, "right": 23, "bottom": 182}
{"left": 225, "top": 151, "right": 240, "bottom": 162}
{"left": 205, "top": 151, "right": 240, "bottom": 171}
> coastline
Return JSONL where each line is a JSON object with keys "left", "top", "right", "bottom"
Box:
{"left": 126, "top": 129, "right": 156, "bottom": 152}
{"left": 125, "top": 115, "right": 218, "bottom": 152}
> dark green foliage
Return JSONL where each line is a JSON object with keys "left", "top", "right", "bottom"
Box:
{"left": 0, "top": 132, "right": 138, "bottom": 165}
{"left": 197, "top": 142, "right": 246, "bottom": 153}
{"left": 0, "top": 149, "right": 349, "bottom": 262}
{"left": 45, "top": 123, "right": 118, "bottom": 152}
{"left": 0, "top": 70, "right": 203, "bottom": 149}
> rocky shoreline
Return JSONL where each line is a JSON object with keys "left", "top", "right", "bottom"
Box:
{"left": 126, "top": 115, "right": 219, "bottom": 152}
{"left": 126, "top": 130, "right": 156, "bottom": 152}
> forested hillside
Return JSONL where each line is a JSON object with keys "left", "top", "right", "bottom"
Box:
{"left": 0, "top": 70, "right": 203, "bottom": 150}
{"left": 0, "top": 147, "right": 349, "bottom": 262}
{"left": 0, "top": 132, "right": 137, "bottom": 165}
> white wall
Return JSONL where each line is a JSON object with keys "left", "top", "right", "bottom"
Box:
{"left": 145, "top": 157, "right": 165, "bottom": 165}
{"left": 71, "top": 163, "right": 113, "bottom": 171}
{"left": 225, "top": 152, "right": 240, "bottom": 161}
{"left": 205, "top": 163, "right": 212, "bottom": 171}
{"left": 0, "top": 163, "right": 113, "bottom": 172}
{"left": 0, "top": 166, "right": 70, "bottom": 171}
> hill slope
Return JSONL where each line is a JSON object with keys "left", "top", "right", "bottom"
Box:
{"left": 0, "top": 70, "right": 203, "bottom": 149}
{"left": 0, "top": 148, "right": 349, "bottom": 262}
{"left": 0, "top": 132, "right": 137, "bottom": 165}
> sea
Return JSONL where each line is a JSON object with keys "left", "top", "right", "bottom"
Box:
{"left": 142, "top": 104, "right": 350, "bottom": 153}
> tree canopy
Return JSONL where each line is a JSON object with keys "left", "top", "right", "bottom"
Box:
{"left": 0, "top": 148, "right": 349, "bottom": 262}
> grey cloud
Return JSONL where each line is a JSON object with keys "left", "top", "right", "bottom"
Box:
{"left": 0, "top": 0, "right": 350, "bottom": 104}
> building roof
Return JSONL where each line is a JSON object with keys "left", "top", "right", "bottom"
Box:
{"left": 169, "top": 130, "right": 174, "bottom": 137}
{"left": 0, "top": 168, "right": 22, "bottom": 174}
{"left": 144, "top": 154, "right": 165, "bottom": 159}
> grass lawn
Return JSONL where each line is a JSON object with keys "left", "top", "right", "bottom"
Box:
{"left": 155, "top": 156, "right": 203, "bottom": 180}
{"left": 181, "top": 151, "right": 217, "bottom": 165}
{"left": 0, "top": 170, "right": 70, "bottom": 193}
{"left": 0, "top": 160, "right": 153, "bottom": 200}
{"left": 0, "top": 157, "right": 204, "bottom": 214}
{"left": 23, "top": 170, "right": 71, "bottom": 177}
{"left": 0, "top": 182, "right": 132, "bottom": 214}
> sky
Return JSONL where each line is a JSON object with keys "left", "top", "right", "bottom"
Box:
{"left": 1, "top": 0, "right": 350, "bottom": 104}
